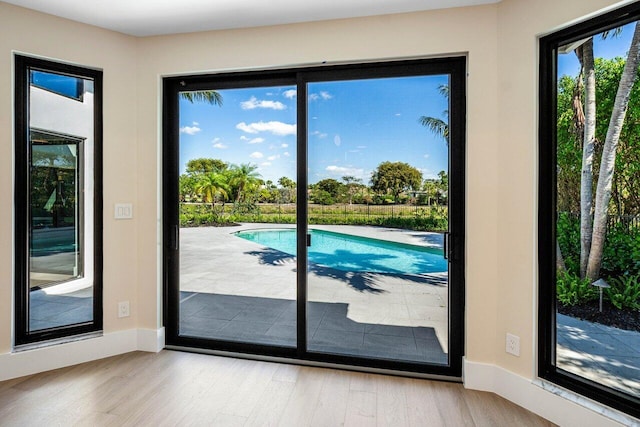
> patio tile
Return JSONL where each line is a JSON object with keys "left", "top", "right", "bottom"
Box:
{"left": 362, "top": 333, "right": 418, "bottom": 357}
{"left": 318, "top": 313, "right": 366, "bottom": 334}
{"left": 364, "top": 324, "right": 414, "bottom": 338}
{"left": 310, "top": 328, "right": 364, "bottom": 350}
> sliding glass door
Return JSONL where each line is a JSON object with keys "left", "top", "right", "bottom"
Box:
{"left": 174, "top": 81, "right": 298, "bottom": 349}
{"left": 164, "top": 58, "right": 465, "bottom": 376}
{"left": 305, "top": 74, "right": 452, "bottom": 366}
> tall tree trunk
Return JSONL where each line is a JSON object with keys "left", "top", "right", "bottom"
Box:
{"left": 579, "top": 39, "right": 596, "bottom": 279}
{"left": 557, "top": 239, "right": 567, "bottom": 273}
{"left": 586, "top": 22, "right": 640, "bottom": 281}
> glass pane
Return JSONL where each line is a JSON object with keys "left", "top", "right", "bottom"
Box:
{"left": 555, "top": 22, "right": 640, "bottom": 397}
{"left": 178, "top": 85, "right": 297, "bottom": 347}
{"left": 31, "top": 70, "right": 84, "bottom": 100}
{"left": 28, "top": 70, "right": 94, "bottom": 331}
{"left": 306, "top": 76, "right": 450, "bottom": 364}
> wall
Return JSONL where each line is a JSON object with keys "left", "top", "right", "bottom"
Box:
{"left": 0, "top": 0, "right": 636, "bottom": 424}
{"left": 135, "top": 2, "right": 502, "bottom": 364}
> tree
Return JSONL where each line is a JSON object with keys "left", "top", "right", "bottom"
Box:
{"left": 419, "top": 84, "right": 449, "bottom": 144}
{"left": 228, "top": 163, "right": 261, "bottom": 203}
{"left": 195, "top": 172, "right": 229, "bottom": 212}
{"left": 586, "top": 22, "right": 640, "bottom": 280}
{"left": 370, "top": 161, "right": 422, "bottom": 203}
{"left": 179, "top": 174, "right": 198, "bottom": 202}
{"left": 573, "top": 37, "right": 597, "bottom": 279}
{"left": 342, "top": 175, "right": 362, "bottom": 204}
{"left": 186, "top": 158, "right": 227, "bottom": 175}
{"left": 315, "top": 178, "right": 343, "bottom": 199}
{"left": 278, "top": 176, "right": 295, "bottom": 189}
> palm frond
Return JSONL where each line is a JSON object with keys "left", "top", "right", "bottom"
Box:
{"left": 438, "top": 84, "right": 450, "bottom": 98}
{"left": 419, "top": 116, "right": 449, "bottom": 142}
{"left": 180, "top": 90, "right": 223, "bottom": 106}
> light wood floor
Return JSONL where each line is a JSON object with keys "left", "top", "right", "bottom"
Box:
{"left": 0, "top": 350, "right": 555, "bottom": 426}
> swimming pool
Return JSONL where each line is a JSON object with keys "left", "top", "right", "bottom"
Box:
{"left": 235, "top": 228, "right": 447, "bottom": 274}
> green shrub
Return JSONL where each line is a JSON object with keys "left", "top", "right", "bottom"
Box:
{"left": 601, "top": 225, "right": 640, "bottom": 277}
{"left": 556, "top": 270, "right": 597, "bottom": 306}
{"left": 556, "top": 212, "right": 580, "bottom": 276}
{"left": 605, "top": 273, "right": 640, "bottom": 310}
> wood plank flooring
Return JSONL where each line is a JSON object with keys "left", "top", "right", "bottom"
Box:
{"left": 0, "top": 350, "right": 555, "bottom": 426}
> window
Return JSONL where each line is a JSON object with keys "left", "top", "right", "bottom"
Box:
{"left": 14, "top": 55, "right": 103, "bottom": 345}
{"left": 539, "top": 3, "right": 640, "bottom": 417}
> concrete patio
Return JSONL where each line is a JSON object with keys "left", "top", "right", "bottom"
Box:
{"left": 557, "top": 313, "right": 640, "bottom": 396}
{"left": 179, "top": 223, "right": 449, "bottom": 364}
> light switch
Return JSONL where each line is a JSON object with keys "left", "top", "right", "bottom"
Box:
{"left": 114, "top": 203, "right": 133, "bottom": 219}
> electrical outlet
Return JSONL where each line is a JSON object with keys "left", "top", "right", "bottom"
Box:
{"left": 506, "top": 333, "right": 520, "bottom": 356}
{"left": 118, "top": 301, "right": 130, "bottom": 318}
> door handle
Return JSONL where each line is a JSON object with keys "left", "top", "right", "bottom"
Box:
{"left": 170, "top": 225, "right": 179, "bottom": 251}
{"left": 307, "top": 233, "right": 311, "bottom": 247}
{"left": 444, "top": 232, "right": 450, "bottom": 260}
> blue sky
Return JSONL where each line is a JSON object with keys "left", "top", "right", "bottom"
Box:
{"left": 179, "top": 74, "right": 449, "bottom": 185}
{"left": 558, "top": 22, "right": 636, "bottom": 78}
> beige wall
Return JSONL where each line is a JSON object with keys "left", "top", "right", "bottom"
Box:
{"left": 0, "top": 0, "right": 629, "bottom": 385}
{"left": 494, "top": 0, "right": 628, "bottom": 376}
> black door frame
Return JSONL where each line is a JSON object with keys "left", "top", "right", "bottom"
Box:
{"left": 163, "top": 57, "right": 466, "bottom": 377}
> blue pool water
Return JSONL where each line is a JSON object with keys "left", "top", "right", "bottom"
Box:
{"left": 235, "top": 228, "right": 447, "bottom": 274}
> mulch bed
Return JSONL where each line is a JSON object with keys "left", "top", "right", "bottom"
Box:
{"left": 559, "top": 300, "right": 640, "bottom": 332}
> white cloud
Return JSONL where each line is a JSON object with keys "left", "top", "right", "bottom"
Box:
{"left": 240, "top": 136, "right": 249, "bottom": 141}
{"left": 357, "top": 145, "right": 367, "bottom": 149}
{"left": 193, "top": 121, "right": 199, "bottom": 125}
{"left": 334, "top": 135, "right": 342, "bottom": 147}
{"left": 281, "top": 143, "right": 288, "bottom": 148}
{"left": 250, "top": 151, "right": 264, "bottom": 159}
{"left": 179, "top": 125, "right": 201, "bottom": 135}
{"left": 248, "top": 137, "right": 265, "bottom": 144}
{"left": 267, "top": 154, "right": 280, "bottom": 161}
{"left": 325, "top": 165, "right": 365, "bottom": 179}
{"left": 260, "top": 162, "right": 272, "bottom": 166}
{"left": 241, "top": 96, "right": 286, "bottom": 110}
{"left": 424, "top": 154, "right": 430, "bottom": 159}
{"left": 213, "top": 142, "right": 228, "bottom": 149}
{"left": 236, "top": 121, "right": 296, "bottom": 136}
{"left": 283, "top": 89, "right": 297, "bottom": 99}
{"left": 283, "top": 152, "right": 290, "bottom": 157}
{"left": 311, "top": 130, "right": 328, "bottom": 139}
{"left": 309, "top": 91, "right": 332, "bottom": 101}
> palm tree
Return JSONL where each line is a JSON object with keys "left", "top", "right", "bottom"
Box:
{"left": 586, "top": 21, "right": 640, "bottom": 280}
{"left": 575, "top": 38, "right": 596, "bottom": 278}
{"left": 195, "top": 172, "right": 229, "bottom": 212}
{"left": 180, "top": 90, "right": 223, "bottom": 106}
{"left": 229, "top": 163, "right": 262, "bottom": 202}
{"left": 419, "top": 84, "right": 449, "bottom": 144}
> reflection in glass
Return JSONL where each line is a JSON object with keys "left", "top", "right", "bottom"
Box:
{"left": 28, "top": 70, "right": 94, "bottom": 331}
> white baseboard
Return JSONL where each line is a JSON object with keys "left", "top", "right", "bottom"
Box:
{"left": 137, "top": 327, "right": 165, "bottom": 352}
{"left": 463, "top": 358, "right": 637, "bottom": 427}
{"left": 0, "top": 328, "right": 164, "bottom": 382}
